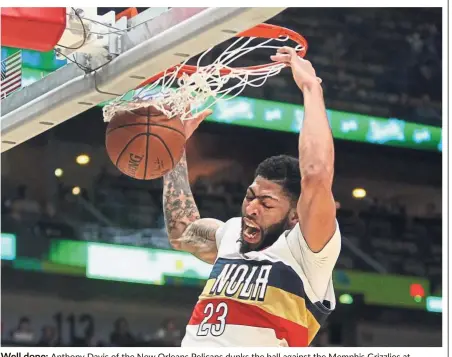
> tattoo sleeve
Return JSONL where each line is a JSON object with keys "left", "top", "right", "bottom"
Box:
{"left": 162, "top": 152, "right": 223, "bottom": 263}
{"left": 163, "top": 151, "right": 200, "bottom": 241}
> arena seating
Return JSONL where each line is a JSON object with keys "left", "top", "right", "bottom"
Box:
{"left": 236, "top": 8, "right": 442, "bottom": 125}
{"left": 1, "top": 170, "right": 442, "bottom": 292}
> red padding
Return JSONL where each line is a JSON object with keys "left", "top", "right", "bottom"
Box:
{"left": 1, "top": 7, "right": 66, "bottom": 52}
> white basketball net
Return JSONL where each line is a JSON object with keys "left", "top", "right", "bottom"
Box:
{"left": 103, "top": 35, "right": 304, "bottom": 122}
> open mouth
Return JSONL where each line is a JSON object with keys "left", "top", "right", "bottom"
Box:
{"left": 243, "top": 218, "right": 261, "bottom": 243}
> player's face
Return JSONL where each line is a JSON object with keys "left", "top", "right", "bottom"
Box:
{"left": 240, "top": 176, "right": 297, "bottom": 253}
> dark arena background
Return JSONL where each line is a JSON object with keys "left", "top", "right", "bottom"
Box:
{"left": 0, "top": 7, "right": 442, "bottom": 347}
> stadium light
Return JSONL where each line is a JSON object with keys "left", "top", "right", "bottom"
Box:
{"left": 54, "top": 168, "right": 63, "bottom": 177}
{"left": 339, "top": 294, "right": 353, "bottom": 304}
{"left": 426, "top": 296, "right": 442, "bottom": 313}
{"left": 352, "top": 188, "right": 366, "bottom": 199}
{"left": 72, "top": 186, "right": 81, "bottom": 195}
{"left": 76, "top": 154, "right": 90, "bottom": 165}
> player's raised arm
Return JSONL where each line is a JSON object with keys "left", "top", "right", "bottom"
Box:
{"left": 271, "top": 47, "right": 336, "bottom": 253}
{"left": 163, "top": 110, "right": 224, "bottom": 264}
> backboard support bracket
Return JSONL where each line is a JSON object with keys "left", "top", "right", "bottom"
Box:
{"left": 1, "top": 7, "right": 286, "bottom": 153}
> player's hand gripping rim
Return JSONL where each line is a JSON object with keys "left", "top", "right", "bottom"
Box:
{"left": 270, "top": 46, "right": 322, "bottom": 92}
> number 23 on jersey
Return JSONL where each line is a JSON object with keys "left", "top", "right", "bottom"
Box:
{"left": 196, "top": 301, "right": 229, "bottom": 337}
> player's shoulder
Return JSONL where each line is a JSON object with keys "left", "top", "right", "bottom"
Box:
{"left": 286, "top": 220, "right": 342, "bottom": 240}
{"left": 219, "top": 216, "right": 241, "bottom": 236}
{"left": 216, "top": 217, "right": 241, "bottom": 250}
{"left": 285, "top": 220, "right": 342, "bottom": 258}
{"left": 225, "top": 216, "right": 241, "bottom": 228}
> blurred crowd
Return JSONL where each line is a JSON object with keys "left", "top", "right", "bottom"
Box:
{"left": 264, "top": 8, "right": 442, "bottom": 125}
{"left": 2, "top": 314, "right": 338, "bottom": 347}
{"left": 1, "top": 165, "right": 442, "bottom": 297}
{"left": 2, "top": 316, "right": 182, "bottom": 347}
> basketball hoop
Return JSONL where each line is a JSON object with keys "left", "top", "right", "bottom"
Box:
{"left": 103, "top": 23, "right": 308, "bottom": 122}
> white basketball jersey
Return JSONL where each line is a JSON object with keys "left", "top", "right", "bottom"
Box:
{"left": 182, "top": 217, "right": 341, "bottom": 347}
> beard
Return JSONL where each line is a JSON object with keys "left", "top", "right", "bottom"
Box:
{"left": 239, "top": 214, "right": 292, "bottom": 254}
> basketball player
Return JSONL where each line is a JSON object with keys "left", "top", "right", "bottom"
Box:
{"left": 162, "top": 47, "right": 340, "bottom": 347}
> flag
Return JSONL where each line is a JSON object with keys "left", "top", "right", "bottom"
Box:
{"left": 1, "top": 51, "right": 22, "bottom": 99}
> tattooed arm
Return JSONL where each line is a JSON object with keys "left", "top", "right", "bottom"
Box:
{"left": 163, "top": 152, "right": 224, "bottom": 264}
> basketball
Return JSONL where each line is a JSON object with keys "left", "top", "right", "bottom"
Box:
{"left": 105, "top": 106, "right": 186, "bottom": 180}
